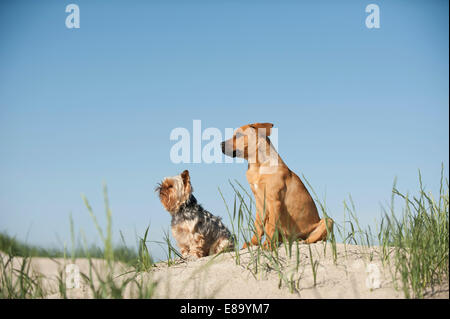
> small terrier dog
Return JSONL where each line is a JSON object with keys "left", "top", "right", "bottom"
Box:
{"left": 156, "top": 170, "right": 233, "bottom": 258}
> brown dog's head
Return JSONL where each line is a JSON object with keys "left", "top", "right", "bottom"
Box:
{"left": 155, "top": 170, "right": 193, "bottom": 214}
{"left": 221, "top": 123, "right": 273, "bottom": 160}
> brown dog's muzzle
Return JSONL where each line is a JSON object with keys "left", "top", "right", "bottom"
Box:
{"left": 221, "top": 140, "right": 238, "bottom": 157}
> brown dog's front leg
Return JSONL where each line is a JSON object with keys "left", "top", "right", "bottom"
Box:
{"left": 262, "top": 200, "right": 282, "bottom": 250}
{"left": 242, "top": 202, "right": 267, "bottom": 249}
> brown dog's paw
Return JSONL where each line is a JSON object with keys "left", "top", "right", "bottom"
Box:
{"left": 262, "top": 240, "right": 271, "bottom": 250}
{"left": 262, "top": 240, "right": 282, "bottom": 250}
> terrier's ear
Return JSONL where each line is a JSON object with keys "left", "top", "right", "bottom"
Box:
{"left": 249, "top": 123, "right": 274, "bottom": 136}
{"left": 181, "top": 170, "right": 190, "bottom": 185}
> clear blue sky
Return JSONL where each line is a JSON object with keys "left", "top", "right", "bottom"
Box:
{"left": 0, "top": 0, "right": 448, "bottom": 261}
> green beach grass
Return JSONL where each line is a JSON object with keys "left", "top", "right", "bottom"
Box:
{"left": 0, "top": 166, "right": 448, "bottom": 298}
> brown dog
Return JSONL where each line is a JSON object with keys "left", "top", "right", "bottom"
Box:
{"left": 221, "top": 122, "right": 333, "bottom": 248}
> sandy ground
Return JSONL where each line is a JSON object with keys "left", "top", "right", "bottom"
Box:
{"left": 1, "top": 243, "right": 448, "bottom": 299}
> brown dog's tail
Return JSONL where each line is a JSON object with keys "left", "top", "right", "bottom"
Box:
{"left": 304, "top": 217, "right": 334, "bottom": 244}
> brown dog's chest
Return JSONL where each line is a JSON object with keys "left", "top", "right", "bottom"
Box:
{"left": 246, "top": 170, "right": 269, "bottom": 200}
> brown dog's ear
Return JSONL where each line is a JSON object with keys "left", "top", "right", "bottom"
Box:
{"left": 249, "top": 123, "right": 274, "bottom": 136}
{"left": 181, "top": 170, "right": 190, "bottom": 185}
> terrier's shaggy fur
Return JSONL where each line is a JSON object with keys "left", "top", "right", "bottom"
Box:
{"left": 156, "top": 170, "right": 233, "bottom": 258}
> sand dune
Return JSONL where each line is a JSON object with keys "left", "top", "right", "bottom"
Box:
{"left": 1, "top": 243, "right": 448, "bottom": 299}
